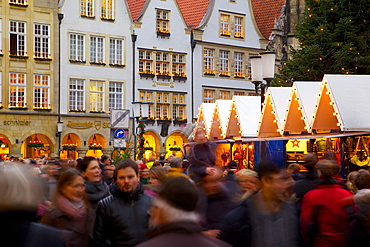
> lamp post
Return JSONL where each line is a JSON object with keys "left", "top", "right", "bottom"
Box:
{"left": 132, "top": 102, "right": 149, "bottom": 160}
{"left": 249, "top": 51, "right": 276, "bottom": 108}
{"left": 57, "top": 121, "right": 63, "bottom": 156}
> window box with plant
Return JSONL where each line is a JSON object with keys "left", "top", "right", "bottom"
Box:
{"left": 10, "top": 54, "right": 29, "bottom": 59}
{"left": 101, "top": 17, "right": 115, "bottom": 22}
{"left": 69, "top": 59, "right": 86, "bottom": 64}
{"left": 34, "top": 57, "right": 52, "bottom": 61}
{"left": 204, "top": 71, "right": 216, "bottom": 76}
{"left": 156, "top": 73, "right": 171, "bottom": 81}
{"left": 69, "top": 109, "right": 86, "bottom": 113}
{"left": 9, "top": 107, "right": 28, "bottom": 110}
{"left": 33, "top": 108, "right": 52, "bottom": 112}
{"left": 9, "top": 2, "right": 28, "bottom": 7}
{"left": 169, "top": 147, "right": 182, "bottom": 152}
{"left": 173, "top": 73, "right": 187, "bottom": 82}
{"left": 139, "top": 71, "right": 155, "bottom": 79}
{"left": 90, "top": 61, "right": 106, "bottom": 66}
{"left": 173, "top": 118, "right": 187, "bottom": 126}
{"left": 145, "top": 118, "right": 156, "bottom": 125}
{"left": 157, "top": 117, "right": 172, "bottom": 125}
{"left": 81, "top": 15, "right": 95, "bottom": 19}
{"left": 109, "top": 63, "right": 125, "bottom": 68}
{"left": 89, "top": 110, "right": 106, "bottom": 113}
{"left": 156, "top": 31, "right": 171, "bottom": 38}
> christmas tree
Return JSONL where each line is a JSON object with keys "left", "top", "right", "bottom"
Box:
{"left": 276, "top": 0, "right": 370, "bottom": 86}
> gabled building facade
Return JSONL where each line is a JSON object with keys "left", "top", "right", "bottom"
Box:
{"left": 58, "top": 0, "right": 132, "bottom": 158}
{"left": 0, "top": 0, "right": 59, "bottom": 159}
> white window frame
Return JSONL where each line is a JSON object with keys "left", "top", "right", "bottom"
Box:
{"left": 203, "top": 89, "right": 215, "bottom": 103}
{"left": 33, "top": 74, "right": 50, "bottom": 109}
{"left": 139, "top": 50, "right": 153, "bottom": 74}
{"left": 156, "top": 92, "right": 170, "bottom": 119}
{"left": 101, "top": 0, "right": 114, "bottom": 20}
{"left": 69, "top": 33, "right": 85, "bottom": 62}
{"left": 81, "top": 0, "right": 94, "bottom": 17}
{"left": 203, "top": 48, "right": 215, "bottom": 75}
{"left": 90, "top": 36, "right": 104, "bottom": 64}
{"left": 34, "top": 23, "right": 50, "bottom": 58}
{"left": 234, "top": 16, "right": 244, "bottom": 38}
{"left": 155, "top": 52, "right": 170, "bottom": 75}
{"left": 172, "top": 93, "right": 186, "bottom": 120}
{"left": 156, "top": 9, "right": 170, "bottom": 33}
{"left": 234, "top": 52, "right": 245, "bottom": 78}
{"left": 219, "top": 50, "right": 230, "bottom": 76}
{"left": 139, "top": 91, "right": 154, "bottom": 118}
{"left": 109, "top": 81, "right": 123, "bottom": 111}
{"left": 9, "top": 73, "right": 26, "bottom": 107}
{"left": 9, "top": 20, "right": 26, "bottom": 56}
{"left": 220, "top": 90, "right": 230, "bottom": 99}
{"left": 220, "top": 14, "right": 230, "bottom": 36}
{"left": 109, "top": 38, "right": 123, "bottom": 65}
{"left": 9, "top": 0, "right": 27, "bottom": 5}
{"left": 172, "top": 54, "right": 186, "bottom": 77}
{"left": 89, "top": 80, "right": 104, "bottom": 112}
{"left": 69, "top": 78, "right": 85, "bottom": 111}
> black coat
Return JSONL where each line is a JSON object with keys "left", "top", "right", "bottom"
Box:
{"left": 91, "top": 183, "right": 152, "bottom": 247}
{"left": 136, "top": 221, "right": 232, "bottom": 247}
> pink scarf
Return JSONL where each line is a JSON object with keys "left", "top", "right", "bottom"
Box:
{"left": 56, "top": 195, "right": 87, "bottom": 222}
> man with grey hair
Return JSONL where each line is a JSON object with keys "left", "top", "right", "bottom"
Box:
{"left": 136, "top": 177, "right": 231, "bottom": 247}
{"left": 166, "top": 157, "right": 189, "bottom": 179}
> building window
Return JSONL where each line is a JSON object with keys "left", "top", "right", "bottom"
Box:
{"left": 172, "top": 54, "right": 186, "bottom": 77}
{"left": 156, "top": 9, "right": 170, "bottom": 34}
{"left": 109, "top": 82, "right": 123, "bottom": 111}
{"left": 139, "top": 50, "right": 153, "bottom": 74}
{"left": 219, "top": 50, "right": 230, "bottom": 76}
{"left": 70, "top": 33, "right": 85, "bottom": 62}
{"left": 234, "top": 52, "right": 244, "bottom": 78}
{"left": 220, "top": 14, "right": 230, "bottom": 36}
{"left": 9, "top": 73, "right": 26, "bottom": 107}
{"left": 220, "top": 90, "right": 230, "bottom": 99}
{"left": 234, "top": 16, "right": 244, "bottom": 38}
{"left": 203, "top": 89, "right": 215, "bottom": 103}
{"left": 90, "top": 36, "right": 104, "bottom": 64}
{"left": 0, "top": 19, "right": 2, "bottom": 53}
{"left": 34, "top": 24, "right": 50, "bottom": 59}
{"left": 0, "top": 72, "right": 2, "bottom": 107}
{"left": 9, "top": 20, "right": 26, "bottom": 56}
{"left": 155, "top": 52, "right": 170, "bottom": 75}
{"left": 139, "top": 91, "right": 154, "bottom": 118}
{"left": 69, "top": 79, "right": 85, "bottom": 111}
{"left": 172, "top": 93, "right": 186, "bottom": 120}
{"left": 219, "top": 12, "right": 244, "bottom": 39}
{"left": 101, "top": 0, "right": 114, "bottom": 20}
{"left": 204, "top": 48, "right": 215, "bottom": 75}
{"left": 9, "top": 0, "right": 27, "bottom": 5}
{"left": 33, "top": 74, "right": 50, "bottom": 109}
{"left": 109, "top": 38, "right": 123, "bottom": 66}
{"left": 156, "top": 92, "right": 169, "bottom": 119}
{"left": 203, "top": 87, "right": 251, "bottom": 102}
{"left": 90, "top": 80, "right": 104, "bottom": 112}
{"left": 81, "top": 0, "right": 94, "bottom": 17}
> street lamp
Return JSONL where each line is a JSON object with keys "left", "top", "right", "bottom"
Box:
{"left": 249, "top": 51, "right": 276, "bottom": 108}
{"left": 132, "top": 102, "right": 149, "bottom": 160}
{"left": 57, "top": 121, "right": 63, "bottom": 156}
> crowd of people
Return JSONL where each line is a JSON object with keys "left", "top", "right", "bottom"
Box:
{"left": 1, "top": 139, "right": 370, "bottom": 246}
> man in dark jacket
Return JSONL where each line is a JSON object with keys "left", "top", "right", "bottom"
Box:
{"left": 136, "top": 177, "right": 231, "bottom": 247}
{"left": 219, "top": 160, "right": 298, "bottom": 247}
{"left": 91, "top": 159, "right": 152, "bottom": 247}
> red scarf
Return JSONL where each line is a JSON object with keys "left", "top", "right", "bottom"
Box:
{"left": 56, "top": 195, "right": 87, "bottom": 222}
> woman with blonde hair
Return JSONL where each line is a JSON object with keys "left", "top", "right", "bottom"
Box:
{"left": 234, "top": 169, "right": 260, "bottom": 202}
{"left": 41, "top": 168, "right": 95, "bottom": 247}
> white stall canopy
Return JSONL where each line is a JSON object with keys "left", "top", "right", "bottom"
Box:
{"left": 209, "top": 100, "right": 232, "bottom": 139}
{"left": 196, "top": 103, "right": 216, "bottom": 136}
{"left": 226, "top": 96, "right": 261, "bottom": 138}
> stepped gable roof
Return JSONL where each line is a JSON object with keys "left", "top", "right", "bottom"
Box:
{"left": 177, "top": 0, "right": 210, "bottom": 28}
{"left": 251, "top": 0, "right": 285, "bottom": 39}
{"left": 126, "top": 0, "right": 147, "bottom": 21}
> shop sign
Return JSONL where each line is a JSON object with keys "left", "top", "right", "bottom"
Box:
{"left": 67, "top": 121, "right": 110, "bottom": 130}
{"left": 4, "top": 120, "right": 31, "bottom": 126}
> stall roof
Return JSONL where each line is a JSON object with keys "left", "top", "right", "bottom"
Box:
{"left": 209, "top": 100, "right": 232, "bottom": 139}
{"left": 282, "top": 82, "right": 321, "bottom": 135}
{"left": 312, "top": 74, "right": 370, "bottom": 132}
{"left": 196, "top": 103, "right": 216, "bottom": 135}
{"left": 226, "top": 96, "right": 261, "bottom": 138}
{"left": 257, "top": 87, "right": 292, "bottom": 137}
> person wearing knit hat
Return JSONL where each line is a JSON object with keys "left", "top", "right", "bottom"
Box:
{"left": 136, "top": 177, "right": 231, "bottom": 247}
{"left": 139, "top": 163, "right": 150, "bottom": 184}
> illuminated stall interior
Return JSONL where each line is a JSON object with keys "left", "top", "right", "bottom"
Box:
{"left": 23, "top": 134, "right": 51, "bottom": 159}
{"left": 143, "top": 132, "right": 158, "bottom": 160}
{"left": 60, "top": 134, "right": 79, "bottom": 160}
{"left": 86, "top": 134, "right": 104, "bottom": 158}
{"left": 166, "top": 133, "right": 186, "bottom": 158}
{"left": 0, "top": 135, "right": 10, "bottom": 160}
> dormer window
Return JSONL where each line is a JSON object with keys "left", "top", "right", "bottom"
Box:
{"left": 156, "top": 9, "right": 170, "bottom": 37}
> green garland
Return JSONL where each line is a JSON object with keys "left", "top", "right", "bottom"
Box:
{"left": 170, "top": 147, "right": 182, "bottom": 151}
{"left": 28, "top": 143, "right": 44, "bottom": 148}
{"left": 89, "top": 146, "right": 102, "bottom": 150}
{"left": 62, "top": 146, "right": 77, "bottom": 151}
